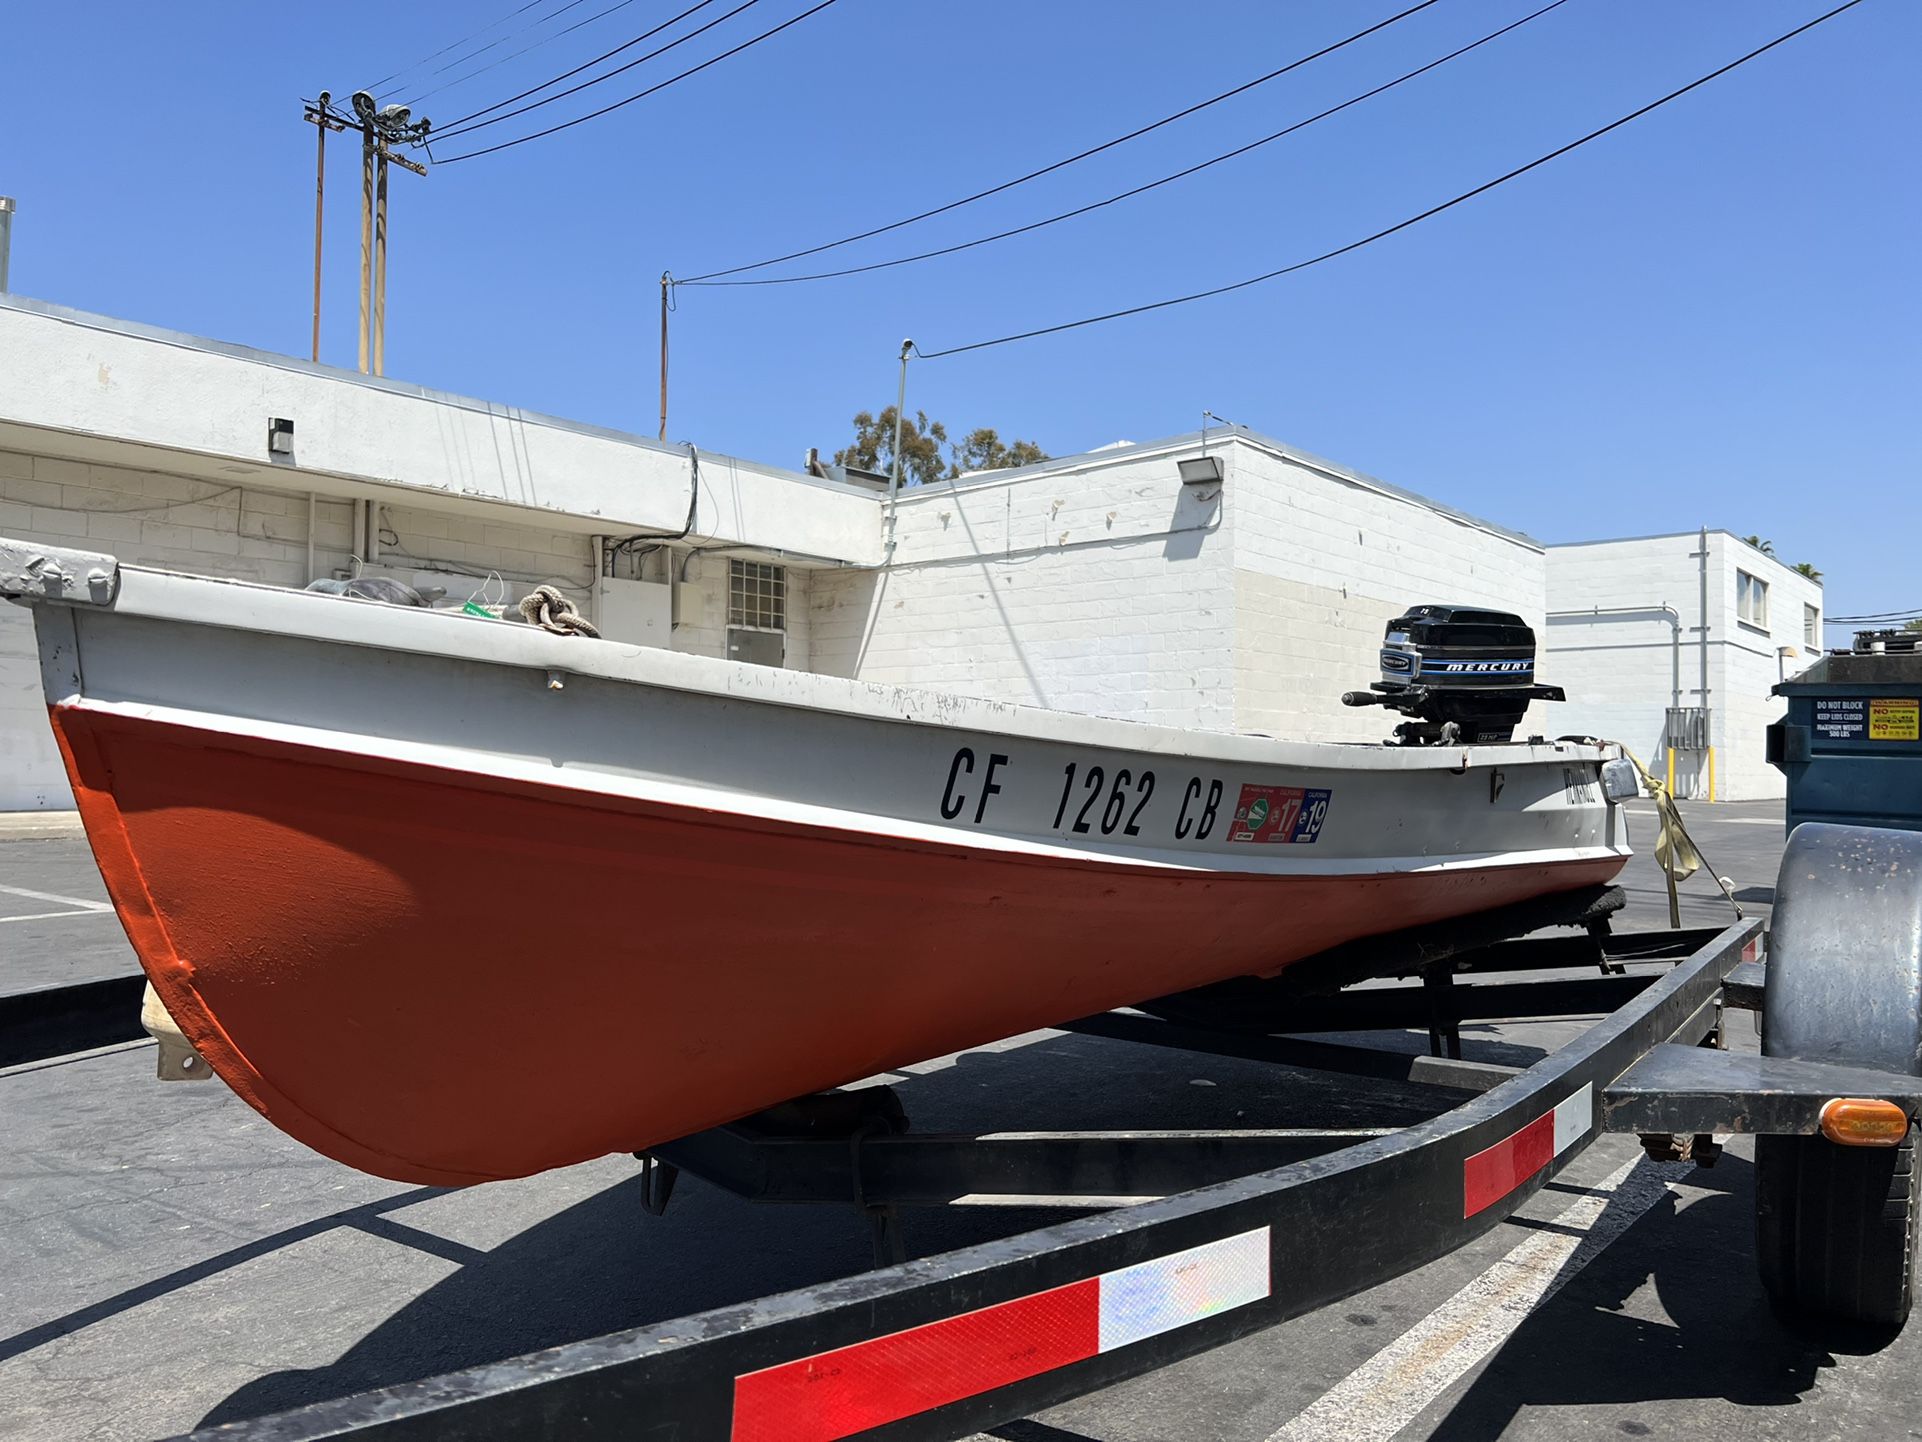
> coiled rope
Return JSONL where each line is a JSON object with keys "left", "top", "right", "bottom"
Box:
{"left": 518, "top": 584, "right": 600, "bottom": 637}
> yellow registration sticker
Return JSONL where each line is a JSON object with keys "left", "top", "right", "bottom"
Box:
{"left": 1869, "top": 699, "right": 1920, "bottom": 742}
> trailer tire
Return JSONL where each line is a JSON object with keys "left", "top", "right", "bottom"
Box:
{"left": 1756, "top": 823, "right": 1922, "bottom": 1327}
{"left": 1755, "top": 1133, "right": 1916, "bottom": 1327}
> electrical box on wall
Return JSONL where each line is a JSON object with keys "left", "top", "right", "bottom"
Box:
{"left": 597, "top": 577, "right": 672, "bottom": 647}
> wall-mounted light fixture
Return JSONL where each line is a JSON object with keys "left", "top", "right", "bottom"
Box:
{"left": 268, "top": 417, "right": 295, "bottom": 459}
{"left": 1182, "top": 408, "right": 1239, "bottom": 486}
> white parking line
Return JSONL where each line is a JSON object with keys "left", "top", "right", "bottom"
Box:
{"left": 0, "top": 883, "right": 112, "bottom": 912}
{"left": 1262, "top": 1155, "right": 1683, "bottom": 1442}
{"left": 0, "top": 908, "right": 119, "bottom": 924}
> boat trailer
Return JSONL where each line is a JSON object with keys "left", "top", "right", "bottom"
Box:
{"left": 7, "top": 824, "right": 1921, "bottom": 1442}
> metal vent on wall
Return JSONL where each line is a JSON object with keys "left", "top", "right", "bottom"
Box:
{"left": 1665, "top": 707, "right": 1710, "bottom": 750}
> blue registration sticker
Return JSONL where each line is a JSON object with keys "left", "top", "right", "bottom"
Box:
{"left": 1289, "top": 789, "right": 1332, "bottom": 844}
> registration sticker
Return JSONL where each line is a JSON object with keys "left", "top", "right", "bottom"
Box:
{"left": 1227, "top": 785, "right": 1331, "bottom": 844}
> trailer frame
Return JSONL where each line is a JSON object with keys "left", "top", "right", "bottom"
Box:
{"left": 112, "top": 910, "right": 1904, "bottom": 1442}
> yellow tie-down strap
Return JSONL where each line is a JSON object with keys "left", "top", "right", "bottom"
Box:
{"left": 1617, "top": 747, "right": 1743, "bottom": 917}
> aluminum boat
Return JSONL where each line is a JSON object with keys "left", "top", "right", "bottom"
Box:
{"left": 4, "top": 539, "right": 1631, "bottom": 1184}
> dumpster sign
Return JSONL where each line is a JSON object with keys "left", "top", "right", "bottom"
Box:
{"left": 1813, "top": 697, "right": 1920, "bottom": 742}
{"left": 1871, "top": 699, "right": 1920, "bottom": 742}
{"left": 1813, "top": 698, "right": 1868, "bottom": 740}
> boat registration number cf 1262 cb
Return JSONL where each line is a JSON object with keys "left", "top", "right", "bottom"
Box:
{"left": 938, "top": 747, "right": 1335, "bottom": 846}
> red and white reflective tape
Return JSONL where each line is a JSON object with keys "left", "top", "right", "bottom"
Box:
{"left": 1461, "top": 1084, "right": 1593, "bottom": 1218}
{"left": 730, "top": 1227, "right": 1270, "bottom": 1442}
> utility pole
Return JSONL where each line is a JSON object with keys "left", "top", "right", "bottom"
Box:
{"left": 373, "top": 140, "right": 390, "bottom": 376}
{"left": 346, "top": 91, "right": 431, "bottom": 378}
{"left": 659, "top": 273, "right": 671, "bottom": 441}
{"left": 303, "top": 93, "right": 349, "bottom": 364}
{"left": 357, "top": 98, "right": 376, "bottom": 375}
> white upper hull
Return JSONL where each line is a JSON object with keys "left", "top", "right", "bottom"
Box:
{"left": 14, "top": 539, "right": 1629, "bottom": 881}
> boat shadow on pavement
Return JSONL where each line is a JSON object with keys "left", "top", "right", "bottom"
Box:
{"left": 1425, "top": 1151, "right": 1899, "bottom": 1439}
{"left": 189, "top": 1027, "right": 1471, "bottom": 1430}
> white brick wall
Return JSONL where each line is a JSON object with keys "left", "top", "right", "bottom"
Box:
{"left": 2, "top": 439, "right": 824, "bottom": 807}
{"left": 1229, "top": 446, "right": 1548, "bottom": 741}
{"left": 811, "top": 435, "right": 1548, "bottom": 743}
{"left": 1545, "top": 531, "right": 1824, "bottom": 801}
{"left": 810, "top": 444, "right": 1236, "bottom": 729}
{"left": 3, "top": 450, "right": 609, "bottom": 809}
{"left": 0, "top": 299, "right": 881, "bottom": 565}
{"left": 657, "top": 549, "right": 812, "bottom": 670}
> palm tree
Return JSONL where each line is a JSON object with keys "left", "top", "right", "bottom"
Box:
{"left": 1741, "top": 535, "right": 1776, "bottom": 557}
{"left": 1792, "top": 561, "right": 1822, "bottom": 581}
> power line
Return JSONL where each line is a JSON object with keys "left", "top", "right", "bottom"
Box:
{"left": 434, "top": 0, "right": 842, "bottom": 162}
{"left": 396, "top": 0, "right": 652, "bottom": 108}
{"left": 391, "top": 0, "right": 601, "bottom": 103}
{"left": 431, "top": 0, "right": 730, "bottom": 132}
{"left": 914, "top": 0, "right": 1865, "bottom": 360}
{"left": 676, "top": 0, "right": 1443, "bottom": 285}
{"left": 433, "top": 0, "right": 763, "bottom": 141}
{"left": 679, "top": 0, "right": 1573, "bottom": 289}
{"left": 359, "top": 0, "right": 563, "bottom": 96}
{"left": 1832, "top": 610, "right": 1922, "bottom": 622}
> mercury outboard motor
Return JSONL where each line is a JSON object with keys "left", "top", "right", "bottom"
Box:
{"left": 1342, "top": 605, "right": 1564, "bottom": 745}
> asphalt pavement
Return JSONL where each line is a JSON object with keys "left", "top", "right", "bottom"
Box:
{"left": 6, "top": 798, "right": 1914, "bottom": 1442}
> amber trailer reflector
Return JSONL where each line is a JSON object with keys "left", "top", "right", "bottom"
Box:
{"left": 1818, "top": 1098, "right": 1910, "bottom": 1147}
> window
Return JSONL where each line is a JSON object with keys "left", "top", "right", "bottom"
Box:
{"left": 1737, "top": 570, "right": 1769, "bottom": 630}
{"left": 1804, "top": 603, "right": 1819, "bottom": 649}
{"left": 727, "top": 559, "right": 786, "bottom": 667}
{"left": 728, "top": 559, "right": 786, "bottom": 630}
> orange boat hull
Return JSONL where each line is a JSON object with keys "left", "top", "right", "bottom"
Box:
{"left": 56, "top": 705, "right": 1625, "bottom": 1185}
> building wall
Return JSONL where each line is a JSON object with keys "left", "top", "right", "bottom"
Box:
{"left": 809, "top": 443, "right": 1235, "bottom": 730}
{"left": 1544, "top": 533, "right": 1697, "bottom": 785}
{"left": 0, "top": 297, "right": 881, "bottom": 565}
{"left": 0, "top": 447, "right": 703, "bottom": 808}
{"left": 614, "top": 545, "right": 812, "bottom": 671}
{"left": 809, "top": 436, "right": 1549, "bottom": 745}
{"left": 1709, "top": 532, "right": 1825, "bottom": 803}
{"left": 1545, "top": 532, "right": 1824, "bottom": 801}
{"left": 1230, "top": 444, "right": 1549, "bottom": 742}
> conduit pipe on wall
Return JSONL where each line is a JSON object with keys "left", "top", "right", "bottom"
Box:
{"left": 1547, "top": 602, "right": 1684, "bottom": 793}
{"left": 1544, "top": 604, "right": 1681, "bottom": 713}
{"left": 1697, "top": 526, "right": 1710, "bottom": 713}
{"left": 1698, "top": 524, "right": 1713, "bottom": 802}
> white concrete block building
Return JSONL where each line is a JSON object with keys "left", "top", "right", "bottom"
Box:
{"left": 812, "top": 434, "right": 1551, "bottom": 744}
{"left": 3, "top": 292, "right": 1805, "bottom": 812}
{"left": 1545, "top": 531, "right": 1824, "bottom": 800}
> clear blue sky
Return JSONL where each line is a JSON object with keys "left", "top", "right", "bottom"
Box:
{"left": 3, "top": 1, "right": 1915, "bottom": 621}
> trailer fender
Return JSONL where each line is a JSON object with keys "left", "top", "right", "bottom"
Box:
{"left": 1765, "top": 823, "right": 1922, "bottom": 1074}
{"left": 1758, "top": 822, "right": 1922, "bottom": 1327}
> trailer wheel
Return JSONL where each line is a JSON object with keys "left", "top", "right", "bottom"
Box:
{"left": 1756, "top": 823, "right": 1922, "bottom": 1327}
{"left": 1755, "top": 1133, "right": 1917, "bottom": 1326}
